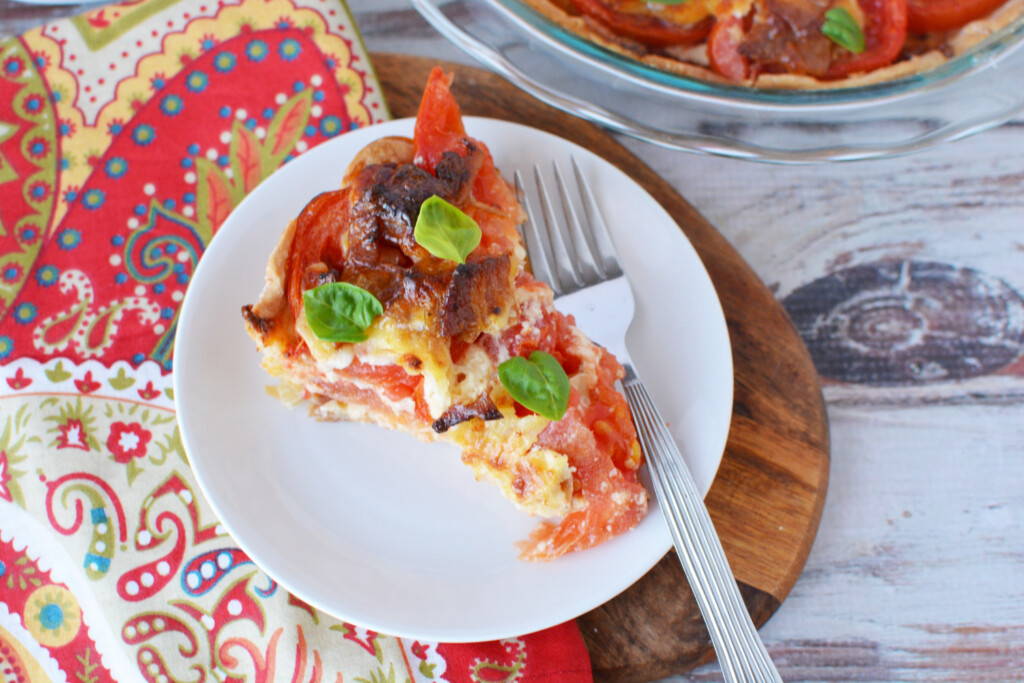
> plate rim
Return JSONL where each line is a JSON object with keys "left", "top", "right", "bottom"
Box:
{"left": 173, "top": 115, "right": 733, "bottom": 641}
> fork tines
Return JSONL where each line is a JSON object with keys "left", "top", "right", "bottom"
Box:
{"left": 514, "top": 157, "right": 623, "bottom": 298}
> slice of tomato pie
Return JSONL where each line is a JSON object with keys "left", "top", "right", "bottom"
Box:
{"left": 242, "top": 68, "right": 647, "bottom": 560}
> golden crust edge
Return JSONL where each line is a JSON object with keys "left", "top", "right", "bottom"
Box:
{"left": 516, "top": 0, "right": 1024, "bottom": 90}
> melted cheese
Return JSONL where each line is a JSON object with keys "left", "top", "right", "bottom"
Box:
{"left": 449, "top": 390, "right": 572, "bottom": 518}
{"left": 645, "top": 0, "right": 718, "bottom": 23}
{"left": 297, "top": 304, "right": 456, "bottom": 420}
{"left": 451, "top": 344, "right": 494, "bottom": 405}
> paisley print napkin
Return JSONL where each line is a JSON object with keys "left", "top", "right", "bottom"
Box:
{"left": 0, "top": 0, "right": 593, "bottom": 680}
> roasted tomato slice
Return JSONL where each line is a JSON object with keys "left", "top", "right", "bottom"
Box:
{"left": 708, "top": 12, "right": 751, "bottom": 81}
{"left": 567, "top": 0, "right": 714, "bottom": 46}
{"left": 828, "top": 0, "right": 908, "bottom": 78}
{"left": 413, "top": 67, "right": 522, "bottom": 258}
{"left": 413, "top": 67, "right": 467, "bottom": 173}
{"left": 709, "top": 0, "right": 907, "bottom": 80}
{"left": 907, "top": 0, "right": 1008, "bottom": 32}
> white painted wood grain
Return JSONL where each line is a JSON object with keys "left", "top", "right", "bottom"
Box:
{"left": 621, "top": 70, "right": 1024, "bottom": 683}
{"left": 674, "top": 402, "right": 1024, "bottom": 682}
{"left": 631, "top": 124, "right": 1024, "bottom": 302}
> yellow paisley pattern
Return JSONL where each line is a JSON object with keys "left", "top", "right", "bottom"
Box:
{"left": 23, "top": 585, "right": 82, "bottom": 648}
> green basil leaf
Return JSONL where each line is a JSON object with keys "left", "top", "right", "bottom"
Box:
{"left": 413, "top": 195, "right": 482, "bottom": 264}
{"left": 302, "top": 282, "right": 383, "bottom": 343}
{"left": 498, "top": 351, "right": 570, "bottom": 421}
{"left": 821, "top": 7, "right": 866, "bottom": 54}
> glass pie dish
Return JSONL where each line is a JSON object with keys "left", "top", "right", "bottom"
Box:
{"left": 409, "top": 0, "right": 1024, "bottom": 162}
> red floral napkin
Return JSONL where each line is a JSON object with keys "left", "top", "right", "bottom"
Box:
{"left": 0, "top": 0, "right": 593, "bottom": 680}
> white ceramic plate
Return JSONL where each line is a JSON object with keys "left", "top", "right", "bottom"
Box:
{"left": 174, "top": 117, "right": 733, "bottom": 643}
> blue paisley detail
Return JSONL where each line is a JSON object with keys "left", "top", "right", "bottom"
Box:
{"left": 123, "top": 203, "right": 206, "bottom": 370}
{"left": 180, "top": 547, "right": 277, "bottom": 598}
{"left": 123, "top": 204, "right": 203, "bottom": 284}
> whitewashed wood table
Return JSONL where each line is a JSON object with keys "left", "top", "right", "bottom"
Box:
{"left": 4, "top": 1, "right": 1022, "bottom": 680}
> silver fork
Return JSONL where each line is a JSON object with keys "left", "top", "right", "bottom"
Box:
{"left": 514, "top": 158, "right": 783, "bottom": 683}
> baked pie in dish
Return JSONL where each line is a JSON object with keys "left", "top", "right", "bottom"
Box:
{"left": 518, "top": 0, "right": 1024, "bottom": 88}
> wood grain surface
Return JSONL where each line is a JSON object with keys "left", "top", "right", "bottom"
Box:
{"left": 371, "top": 53, "right": 831, "bottom": 682}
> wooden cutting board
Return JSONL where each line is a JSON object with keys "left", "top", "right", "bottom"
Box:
{"left": 374, "top": 54, "right": 830, "bottom": 683}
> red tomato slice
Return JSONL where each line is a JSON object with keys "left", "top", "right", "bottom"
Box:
{"left": 567, "top": 0, "right": 713, "bottom": 47}
{"left": 907, "top": 0, "right": 1008, "bottom": 32}
{"left": 520, "top": 405, "right": 647, "bottom": 561}
{"left": 412, "top": 67, "right": 521, "bottom": 257}
{"left": 827, "top": 0, "right": 908, "bottom": 78}
{"left": 413, "top": 67, "right": 466, "bottom": 173}
{"left": 708, "top": 13, "right": 751, "bottom": 81}
{"left": 711, "top": 0, "right": 907, "bottom": 80}
{"left": 492, "top": 275, "right": 646, "bottom": 560}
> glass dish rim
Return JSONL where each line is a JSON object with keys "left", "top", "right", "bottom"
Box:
{"left": 488, "top": 0, "right": 1024, "bottom": 111}
{"left": 410, "top": 0, "right": 1024, "bottom": 161}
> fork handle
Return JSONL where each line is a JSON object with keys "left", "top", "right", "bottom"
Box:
{"left": 622, "top": 365, "right": 784, "bottom": 683}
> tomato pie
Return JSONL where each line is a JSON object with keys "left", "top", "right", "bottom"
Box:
{"left": 242, "top": 68, "right": 647, "bottom": 560}
{"left": 521, "top": 0, "right": 1024, "bottom": 88}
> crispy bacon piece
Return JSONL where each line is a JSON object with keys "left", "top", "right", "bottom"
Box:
{"left": 277, "top": 136, "right": 514, "bottom": 340}
{"left": 440, "top": 255, "right": 513, "bottom": 339}
{"left": 739, "top": 0, "right": 835, "bottom": 77}
{"left": 432, "top": 393, "right": 503, "bottom": 433}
